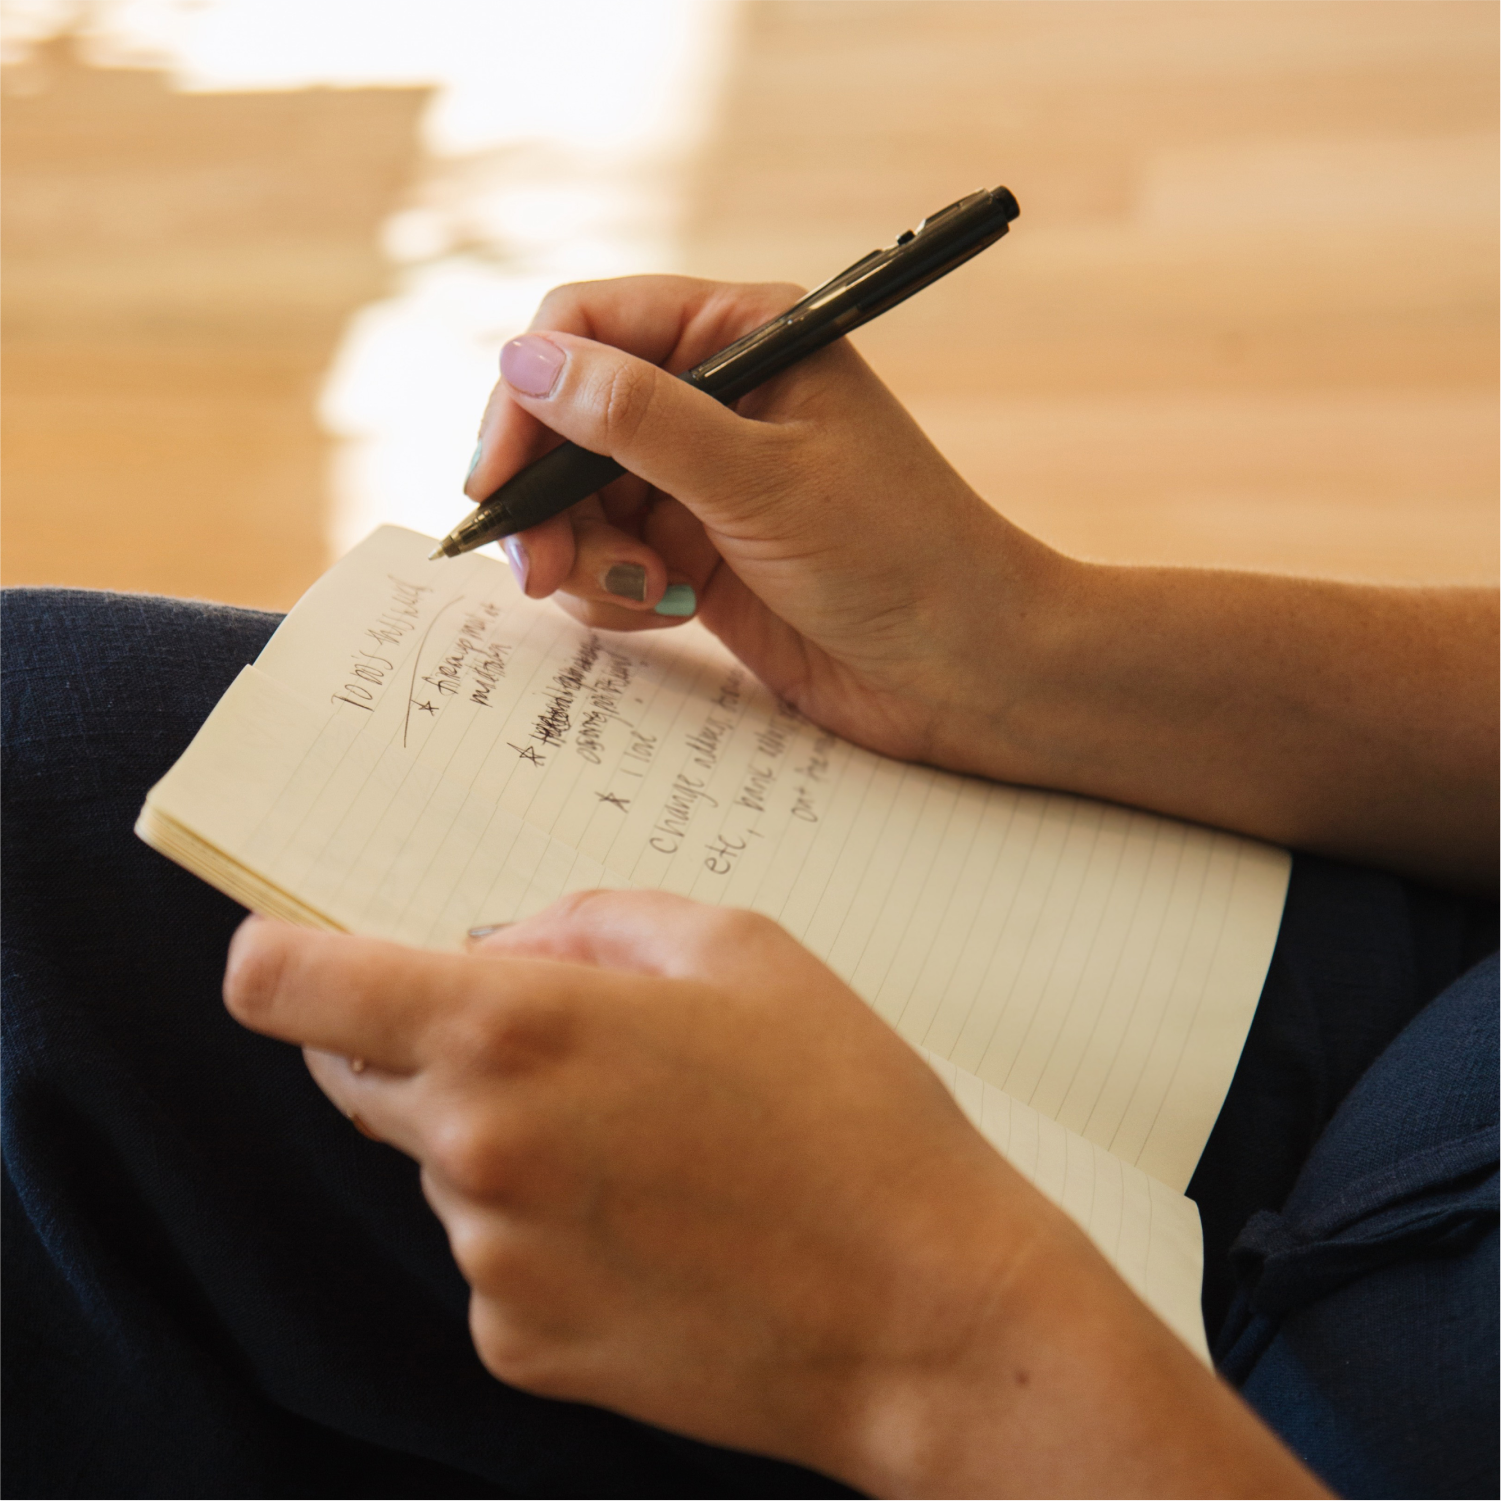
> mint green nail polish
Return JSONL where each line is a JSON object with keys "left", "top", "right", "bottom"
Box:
{"left": 654, "top": 584, "right": 696, "bottom": 617}
{"left": 466, "top": 442, "right": 483, "bottom": 480}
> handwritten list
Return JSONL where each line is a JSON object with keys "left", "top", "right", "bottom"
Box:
{"left": 151, "top": 526, "right": 1289, "bottom": 1191}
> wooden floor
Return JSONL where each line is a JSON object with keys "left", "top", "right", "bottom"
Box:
{"left": 682, "top": 1, "right": 1499, "bottom": 582}
{"left": 3, "top": 3, "right": 1496, "bottom": 610}
{"left": 2, "top": 36, "right": 428, "bottom": 609}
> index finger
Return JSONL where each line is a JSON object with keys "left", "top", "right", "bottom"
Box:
{"left": 527, "top": 274, "right": 807, "bottom": 376}
{"left": 464, "top": 278, "right": 797, "bottom": 509}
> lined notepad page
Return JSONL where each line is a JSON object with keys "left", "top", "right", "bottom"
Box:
{"left": 922, "top": 1050, "right": 1207, "bottom": 1360}
{"left": 143, "top": 527, "right": 1288, "bottom": 1189}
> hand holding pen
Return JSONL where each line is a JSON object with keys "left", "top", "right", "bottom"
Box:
{"left": 436, "top": 185, "right": 1018, "bottom": 563}
{"left": 446, "top": 256, "right": 1055, "bottom": 773}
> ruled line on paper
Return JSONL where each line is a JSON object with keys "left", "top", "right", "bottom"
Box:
{"left": 919, "top": 1048, "right": 1208, "bottom": 1361}
{"left": 145, "top": 526, "right": 1288, "bottom": 1188}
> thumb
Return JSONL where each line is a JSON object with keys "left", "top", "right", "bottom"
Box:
{"left": 497, "top": 332, "right": 782, "bottom": 525}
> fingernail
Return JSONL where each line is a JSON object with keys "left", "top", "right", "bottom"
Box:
{"left": 465, "top": 441, "right": 483, "bottom": 480}
{"left": 467, "top": 922, "right": 513, "bottom": 940}
{"left": 604, "top": 563, "right": 647, "bottom": 602}
{"left": 654, "top": 584, "right": 696, "bottom": 617}
{"left": 501, "top": 335, "right": 565, "bottom": 398}
{"left": 502, "top": 535, "right": 529, "bottom": 592}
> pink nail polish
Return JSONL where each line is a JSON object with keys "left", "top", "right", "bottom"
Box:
{"left": 502, "top": 535, "right": 529, "bottom": 592}
{"left": 500, "top": 335, "right": 565, "bottom": 398}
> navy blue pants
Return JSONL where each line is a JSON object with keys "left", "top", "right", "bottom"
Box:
{"left": 4, "top": 589, "right": 1497, "bottom": 1499}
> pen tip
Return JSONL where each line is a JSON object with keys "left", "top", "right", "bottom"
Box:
{"left": 428, "top": 546, "right": 447, "bottom": 561}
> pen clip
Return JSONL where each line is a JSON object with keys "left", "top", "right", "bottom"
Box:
{"left": 914, "top": 190, "right": 986, "bottom": 234}
{"left": 785, "top": 187, "right": 1001, "bottom": 322}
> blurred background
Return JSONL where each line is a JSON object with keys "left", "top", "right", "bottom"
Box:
{"left": 3, "top": 0, "right": 1496, "bottom": 611}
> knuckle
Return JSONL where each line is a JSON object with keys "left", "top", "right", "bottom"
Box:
{"left": 678, "top": 906, "right": 786, "bottom": 972}
{"left": 440, "top": 995, "right": 572, "bottom": 1075}
{"left": 532, "top": 280, "right": 589, "bottom": 326}
{"left": 712, "top": 906, "right": 781, "bottom": 947}
{"left": 597, "top": 359, "right": 658, "bottom": 449}
{"left": 446, "top": 1218, "right": 524, "bottom": 1293}
{"left": 556, "top": 887, "right": 618, "bottom": 922}
{"left": 427, "top": 1113, "right": 514, "bottom": 1199}
{"left": 426, "top": 1100, "right": 555, "bottom": 1205}
{"left": 470, "top": 1300, "right": 568, "bottom": 1394}
{"left": 728, "top": 280, "right": 807, "bottom": 323}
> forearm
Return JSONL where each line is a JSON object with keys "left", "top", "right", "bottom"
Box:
{"left": 821, "top": 1213, "right": 1326, "bottom": 1498}
{"left": 939, "top": 546, "right": 1498, "bottom": 893}
{"left": 464, "top": 276, "right": 1495, "bottom": 891}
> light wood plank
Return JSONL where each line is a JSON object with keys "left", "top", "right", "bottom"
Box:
{"left": 684, "top": 0, "right": 1498, "bottom": 583}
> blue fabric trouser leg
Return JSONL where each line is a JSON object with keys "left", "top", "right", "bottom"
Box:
{"left": 1182, "top": 858, "right": 1501, "bottom": 1501}
{"left": 1187, "top": 852, "right": 1497, "bottom": 1340}
{"left": 2, "top": 589, "right": 853, "bottom": 1499}
{"left": 3, "top": 587, "right": 1496, "bottom": 1497}
{"left": 1216, "top": 954, "right": 1498, "bottom": 1499}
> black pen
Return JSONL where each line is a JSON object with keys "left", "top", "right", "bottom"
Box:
{"left": 429, "top": 185, "right": 1020, "bottom": 560}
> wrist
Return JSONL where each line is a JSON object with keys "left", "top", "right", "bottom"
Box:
{"left": 813, "top": 1201, "right": 1327, "bottom": 1500}
{"left": 766, "top": 1169, "right": 1084, "bottom": 1496}
{"left": 910, "top": 510, "right": 1093, "bottom": 785}
{"left": 825, "top": 1209, "right": 1098, "bottom": 1497}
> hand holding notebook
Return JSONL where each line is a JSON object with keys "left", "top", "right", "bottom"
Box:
{"left": 224, "top": 884, "right": 1302, "bottom": 1498}
{"left": 141, "top": 521, "right": 1290, "bottom": 1368}
{"left": 140, "top": 307, "right": 1407, "bottom": 1487}
{"left": 137, "top": 267, "right": 1499, "bottom": 1497}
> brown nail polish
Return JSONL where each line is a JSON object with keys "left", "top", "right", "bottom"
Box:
{"left": 603, "top": 563, "right": 647, "bottom": 602}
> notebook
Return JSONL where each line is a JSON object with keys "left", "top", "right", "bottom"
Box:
{"left": 137, "top": 525, "right": 1290, "bottom": 1361}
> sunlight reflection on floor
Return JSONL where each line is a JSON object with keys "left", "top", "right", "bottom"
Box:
{"left": 6, "top": 0, "right": 737, "bottom": 554}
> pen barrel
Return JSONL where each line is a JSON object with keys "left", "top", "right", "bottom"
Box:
{"left": 448, "top": 185, "right": 1020, "bottom": 551}
{"left": 452, "top": 443, "right": 625, "bottom": 547}
{"left": 687, "top": 188, "right": 1017, "bottom": 406}
{"left": 682, "top": 314, "right": 862, "bottom": 405}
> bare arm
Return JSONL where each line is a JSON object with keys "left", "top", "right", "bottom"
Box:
{"left": 223, "top": 276, "right": 1477, "bottom": 1496}
{"left": 467, "top": 275, "right": 1498, "bottom": 893}
{"left": 226, "top": 901, "right": 1329, "bottom": 1499}
{"left": 966, "top": 555, "right": 1498, "bottom": 893}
